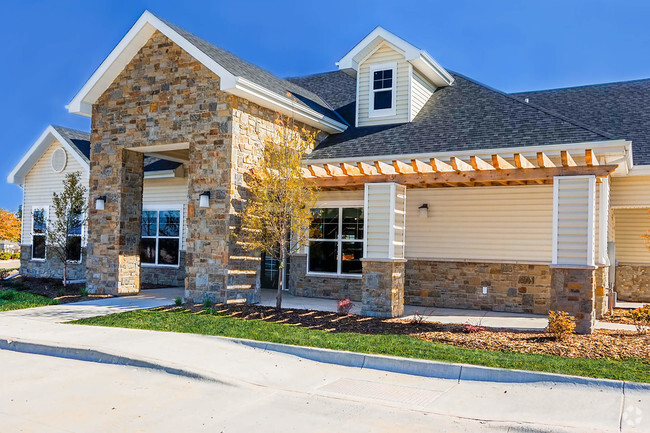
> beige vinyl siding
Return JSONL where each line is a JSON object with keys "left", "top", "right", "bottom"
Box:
{"left": 393, "top": 184, "right": 406, "bottom": 259}
{"left": 410, "top": 70, "right": 435, "bottom": 120}
{"left": 611, "top": 175, "right": 650, "bottom": 208}
{"left": 365, "top": 184, "right": 393, "bottom": 258}
{"left": 22, "top": 141, "right": 89, "bottom": 245}
{"left": 142, "top": 177, "right": 189, "bottom": 250}
{"left": 555, "top": 177, "right": 594, "bottom": 265}
{"left": 405, "top": 185, "right": 553, "bottom": 262}
{"left": 357, "top": 44, "right": 410, "bottom": 126}
{"left": 614, "top": 208, "right": 650, "bottom": 264}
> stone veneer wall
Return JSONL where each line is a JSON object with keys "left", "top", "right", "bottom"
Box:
{"left": 361, "top": 260, "right": 405, "bottom": 318}
{"left": 594, "top": 266, "right": 610, "bottom": 319}
{"left": 615, "top": 264, "right": 650, "bottom": 302}
{"left": 550, "top": 267, "right": 595, "bottom": 334}
{"left": 19, "top": 245, "right": 87, "bottom": 281}
{"left": 141, "top": 252, "right": 186, "bottom": 287}
{"left": 288, "top": 255, "right": 363, "bottom": 301}
{"left": 404, "top": 260, "right": 551, "bottom": 314}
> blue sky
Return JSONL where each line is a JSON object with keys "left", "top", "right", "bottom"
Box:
{"left": 2, "top": 0, "right": 650, "bottom": 211}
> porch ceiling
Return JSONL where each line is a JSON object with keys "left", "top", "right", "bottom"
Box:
{"left": 303, "top": 149, "right": 617, "bottom": 190}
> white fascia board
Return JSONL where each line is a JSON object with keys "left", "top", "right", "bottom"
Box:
{"left": 304, "top": 139, "right": 632, "bottom": 165}
{"left": 7, "top": 126, "right": 90, "bottom": 185}
{"left": 144, "top": 170, "right": 177, "bottom": 179}
{"left": 230, "top": 78, "right": 347, "bottom": 133}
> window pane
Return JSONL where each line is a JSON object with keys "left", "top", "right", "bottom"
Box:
{"left": 308, "top": 241, "right": 338, "bottom": 273}
{"left": 383, "top": 77, "right": 392, "bottom": 88}
{"left": 384, "top": 69, "right": 392, "bottom": 79}
{"left": 158, "top": 210, "right": 180, "bottom": 237}
{"left": 33, "top": 209, "right": 46, "bottom": 234}
{"left": 341, "top": 242, "right": 363, "bottom": 274}
{"left": 374, "top": 90, "right": 392, "bottom": 110}
{"left": 342, "top": 208, "right": 364, "bottom": 240}
{"left": 373, "top": 70, "right": 382, "bottom": 81}
{"left": 158, "top": 238, "right": 180, "bottom": 265}
{"left": 66, "top": 236, "right": 82, "bottom": 262}
{"left": 141, "top": 211, "right": 158, "bottom": 237}
{"left": 68, "top": 212, "right": 83, "bottom": 235}
{"left": 32, "top": 236, "right": 45, "bottom": 259}
{"left": 140, "top": 238, "right": 156, "bottom": 264}
{"left": 310, "top": 208, "right": 339, "bottom": 239}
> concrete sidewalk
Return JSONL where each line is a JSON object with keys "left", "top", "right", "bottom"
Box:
{"left": 0, "top": 311, "right": 648, "bottom": 432}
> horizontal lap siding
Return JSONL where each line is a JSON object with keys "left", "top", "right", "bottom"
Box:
{"left": 365, "top": 184, "right": 392, "bottom": 258}
{"left": 142, "top": 177, "right": 189, "bottom": 250}
{"left": 405, "top": 185, "right": 553, "bottom": 262}
{"left": 357, "top": 45, "right": 409, "bottom": 127}
{"left": 22, "top": 141, "right": 89, "bottom": 244}
{"left": 410, "top": 71, "right": 435, "bottom": 120}
{"left": 614, "top": 208, "right": 650, "bottom": 263}
{"left": 611, "top": 175, "right": 650, "bottom": 208}
{"left": 555, "top": 177, "right": 592, "bottom": 265}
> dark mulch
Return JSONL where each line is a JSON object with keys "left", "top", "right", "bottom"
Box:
{"left": 0, "top": 276, "right": 112, "bottom": 304}
{"left": 172, "top": 302, "right": 650, "bottom": 360}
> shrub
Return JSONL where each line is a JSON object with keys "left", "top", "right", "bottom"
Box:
{"left": 0, "top": 252, "right": 11, "bottom": 261}
{"left": 79, "top": 287, "right": 89, "bottom": 297}
{"left": 546, "top": 310, "right": 576, "bottom": 338}
{"left": 174, "top": 297, "right": 183, "bottom": 306}
{"left": 11, "top": 252, "right": 20, "bottom": 259}
{"left": 202, "top": 297, "right": 214, "bottom": 309}
{"left": 337, "top": 298, "right": 353, "bottom": 315}
{"left": 462, "top": 324, "right": 486, "bottom": 333}
{"left": 410, "top": 311, "right": 425, "bottom": 324}
{"left": 628, "top": 305, "right": 650, "bottom": 334}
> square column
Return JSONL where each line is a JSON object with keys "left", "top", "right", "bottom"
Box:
{"left": 86, "top": 148, "right": 144, "bottom": 295}
{"left": 361, "top": 259, "right": 406, "bottom": 317}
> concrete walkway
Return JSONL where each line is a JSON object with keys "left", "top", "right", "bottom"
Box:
{"left": 261, "top": 289, "right": 638, "bottom": 332}
{"left": 0, "top": 259, "right": 20, "bottom": 270}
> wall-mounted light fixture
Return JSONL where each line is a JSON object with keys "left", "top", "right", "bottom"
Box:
{"left": 418, "top": 203, "right": 429, "bottom": 218}
{"left": 199, "top": 191, "right": 211, "bottom": 208}
{"left": 95, "top": 196, "right": 106, "bottom": 210}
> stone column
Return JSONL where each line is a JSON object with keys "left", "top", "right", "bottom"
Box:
{"left": 550, "top": 266, "right": 596, "bottom": 334}
{"left": 360, "top": 259, "right": 406, "bottom": 318}
{"left": 87, "top": 148, "right": 144, "bottom": 295}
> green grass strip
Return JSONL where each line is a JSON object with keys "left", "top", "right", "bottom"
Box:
{"left": 0, "top": 290, "right": 58, "bottom": 311}
{"left": 73, "top": 308, "right": 650, "bottom": 383}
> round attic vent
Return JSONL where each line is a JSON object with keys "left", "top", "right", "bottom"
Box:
{"left": 51, "top": 147, "right": 67, "bottom": 173}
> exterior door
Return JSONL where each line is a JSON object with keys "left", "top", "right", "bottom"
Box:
{"left": 260, "top": 252, "right": 279, "bottom": 290}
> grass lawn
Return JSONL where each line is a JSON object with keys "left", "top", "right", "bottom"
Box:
{"left": 0, "top": 290, "right": 59, "bottom": 311}
{"left": 73, "top": 308, "right": 650, "bottom": 383}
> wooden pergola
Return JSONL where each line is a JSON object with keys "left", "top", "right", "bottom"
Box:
{"left": 303, "top": 149, "right": 617, "bottom": 190}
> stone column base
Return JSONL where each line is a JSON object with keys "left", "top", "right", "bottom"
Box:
{"left": 361, "top": 259, "right": 406, "bottom": 318}
{"left": 550, "top": 266, "right": 596, "bottom": 334}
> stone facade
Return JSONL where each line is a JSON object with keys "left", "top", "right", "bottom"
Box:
{"left": 615, "top": 264, "right": 650, "bottom": 302}
{"left": 19, "top": 245, "right": 87, "bottom": 281}
{"left": 141, "top": 252, "right": 186, "bottom": 287}
{"left": 594, "top": 265, "right": 610, "bottom": 319}
{"left": 288, "top": 255, "right": 363, "bottom": 301}
{"left": 361, "top": 259, "right": 405, "bottom": 318}
{"left": 550, "top": 267, "right": 595, "bottom": 334}
{"left": 404, "top": 260, "right": 551, "bottom": 314}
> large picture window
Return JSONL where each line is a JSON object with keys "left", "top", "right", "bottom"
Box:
{"left": 370, "top": 63, "right": 396, "bottom": 117}
{"left": 307, "top": 207, "right": 364, "bottom": 275}
{"left": 141, "top": 207, "right": 181, "bottom": 267}
{"left": 32, "top": 207, "right": 47, "bottom": 260}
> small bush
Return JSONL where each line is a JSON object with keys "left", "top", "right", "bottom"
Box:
{"left": 337, "top": 298, "right": 353, "bottom": 315}
{"left": 0, "top": 252, "right": 11, "bottom": 261}
{"left": 174, "top": 297, "right": 183, "bottom": 306}
{"left": 462, "top": 324, "right": 486, "bottom": 333}
{"left": 202, "top": 297, "right": 214, "bottom": 308}
{"left": 11, "top": 252, "right": 20, "bottom": 259}
{"left": 410, "top": 311, "right": 425, "bottom": 324}
{"left": 546, "top": 310, "right": 576, "bottom": 338}
{"left": 628, "top": 305, "right": 650, "bottom": 334}
{"left": 56, "top": 289, "right": 65, "bottom": 297}
{"left": 79, "top": 287, "right": 89, "bottom": 297}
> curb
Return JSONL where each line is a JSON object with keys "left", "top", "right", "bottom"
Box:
{"left": 2, "top": 334, "right": 650, "bottom": 391}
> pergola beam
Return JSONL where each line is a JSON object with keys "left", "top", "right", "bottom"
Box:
{"left": 561, "top": 150, "right": 577, "bottom": 167}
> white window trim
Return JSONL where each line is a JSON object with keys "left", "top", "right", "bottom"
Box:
{"left": 368, "top": 61, "right": 397, "bottom": 118}
{"left": 306, "top": 205, "right": 364, "bottom": 278}
{"left": 31, "top": 205, "right": 49, "bottom": 262}
{"left": 141, "top": 204, "right": 183, "bottom": 269}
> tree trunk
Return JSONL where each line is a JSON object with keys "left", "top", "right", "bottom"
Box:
{"left": 276, "top": 246, "right": 285, "bottom": 310}
{"left": 63, "top": 261, "right": 67, "bottom": 288}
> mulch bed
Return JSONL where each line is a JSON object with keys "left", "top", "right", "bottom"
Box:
{"left": 600, "top": 309, "right": 639, "bottom": 325}
{"left": 0, "top": 276, "right": 112, "bottom": 304}
{"left": 171, "top": 302, "right": 650, "bottom": 360}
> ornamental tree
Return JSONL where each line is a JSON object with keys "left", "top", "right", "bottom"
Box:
{"left": 0, "top": 208, "right": 21, "bottom": 242}
{"left": 237, "top": 116, "right": 318, "bottom": 309}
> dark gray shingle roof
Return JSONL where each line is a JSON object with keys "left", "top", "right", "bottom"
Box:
{"left": 155, "top": 14, "right": 344, "bottom": 124}
{"left": 513, "top": 78, "right": 650, "bottom": 165}
{"left": 287, "top": 71, "right": 357, "bottom": 125}
{"left": 52, "top": 126, "right": 181, "bottom": 172}
{"left": 301, "top": 72, "right": 615, "bottom": 161}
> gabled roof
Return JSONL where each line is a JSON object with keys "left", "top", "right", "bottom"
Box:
{"left": 513, "top": 78, "right": 650, "bottom": 166}
{"left": 337, "top": 26, "right": 454, "bottom": 87}
{"left": 8, "top": 126, "right": 183, "bottom": 185}
{"left": 67, "top": 11, "right": 346, "bottom": 133}
{"left": 298, "top": 72, "right": 618, "bottom": 161}
{"left": 287, "top": 71, "right": 357, "bottom": 126}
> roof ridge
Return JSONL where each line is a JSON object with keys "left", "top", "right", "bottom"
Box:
{"left": 511, "top": 76, "right": 650, "bottom": 95}
{"left": 449, "top": 71, "right": 617, "bottom": 141}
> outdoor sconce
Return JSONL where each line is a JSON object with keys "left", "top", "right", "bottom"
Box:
{"left": 95, "top": 196, "right": 106, "bottom": 210}
{"left": 199, "top": 191, "right": 211, "bottom": 208}
{"left": 418, "top": 203, "right": 429, "bottom": 218}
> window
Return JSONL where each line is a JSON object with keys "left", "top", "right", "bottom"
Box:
{"left": 141, "top": 208, "right": 181, "bottom": 267}
{"left": 307, "top": 207, "right": 364, "bottom": 275}
{"left": 66, "top": 210, "right": 83, "bottom": 262}
{"left": 32, "top": 207, "right": 47, "bottom": 260}
{"left": 370, "top": 63, "right": 396, "bottom": 117}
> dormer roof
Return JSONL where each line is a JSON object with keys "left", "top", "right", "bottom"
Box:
{"left": 336, "top": 26, "right": 454, "bottom": 88}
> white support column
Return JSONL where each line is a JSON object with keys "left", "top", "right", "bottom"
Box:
{"left": 598, "top": 177, "right": 610, "bottom": 266}
{"left": 363, "top": 182, "right": 406, "bottom": 260}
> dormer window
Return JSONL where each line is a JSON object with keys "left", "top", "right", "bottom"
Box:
{"left": 369, "top": 62, "right": 397, "bottom": 117}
